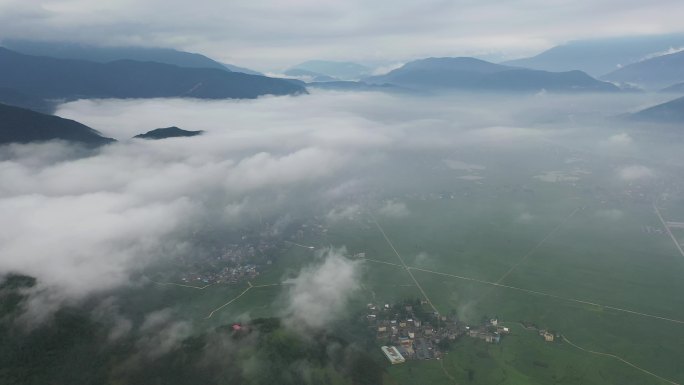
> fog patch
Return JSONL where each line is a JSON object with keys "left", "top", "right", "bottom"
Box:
{"left": 607, "top": 133, "right": 633, "bottom": 146}
{"left": 1, "top": 91, "right": 676, "bottom": 323}
{"left": 281, "top": 248, "right": 360, "bottom": 331}
{"left": 516, "top": 212, "right": 534, "bottom": 223}
{"left": 136, "top": 308, "right": 193, "bottom": 359}
{"left": 2, "top": 192, "right": 195, "bottom": 324}
{"left": 378, "top": 200, "right": 409, "bottom": 218}
{"left": 326, "top": 204, "right": 362, "bottom": 222}
{"left": 443, "top": 159, "right": 486, "bottom": 172}
{"left": 224, "top": 148, "right": 348, "bottom": 192}
{"left": 618, "top": 165, "right": 654, "bottom": 181}
{"left": 92, "top": 297, "right": 134, "bottom": 342}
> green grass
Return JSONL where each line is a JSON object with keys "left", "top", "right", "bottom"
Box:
{"left": 144, "top": 145, "right": 684, "bottom": 384}
{"left": 324, "top": 186, "right": 684, "bottom": 384}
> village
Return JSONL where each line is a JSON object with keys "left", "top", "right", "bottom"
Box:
{"left": 368, "top": 300, "right": 508, "bottom": 364}
{"left": 176, "top": 240, "right": 273, "bottom": 285}
{"left": 369, "top": 300, "right": 560, "bottom": 364}
{"left": 170, "top": 216, "right": 329, "bottom": 286}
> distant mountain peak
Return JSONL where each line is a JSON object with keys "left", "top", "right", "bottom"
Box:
{"left": 364, "top": 56, "right": 618, "bottom": 93}
{"left": 399, "top": 57, "right": 513, "bottom": 73}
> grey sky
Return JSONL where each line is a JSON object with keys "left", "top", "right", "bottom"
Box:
{"left": 0, "top": 1, "right": 683, "bottom": 72}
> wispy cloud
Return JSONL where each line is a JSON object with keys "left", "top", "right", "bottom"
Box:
{"left": 280, "top": 248, "right": 360, "bottom": 330}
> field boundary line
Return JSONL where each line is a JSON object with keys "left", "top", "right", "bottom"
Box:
{"left": 409, "top": 266, "right": 684, "bottom": 325}
{"left": 562, "top": 334, "right": 681, "bottom": 385}
{"left": 361, "top": 258, "right": 684, "bottom": 325}
{"left": 204, "top": 281, "right": 285, "bottom": 319}
{"left": 205, "top": 282, "right": 254, "bottom": 319}
{"left": 496, "top": 206, "right": 580, "bottom": 284}
{"left": 371, "top": 214, "right": 440, "bottom": 314}
{"left": 654, "top": 202, "right": 684, "bottom": 258}
{"left": 362, "top": 257, "right": 404, "bottom": 268}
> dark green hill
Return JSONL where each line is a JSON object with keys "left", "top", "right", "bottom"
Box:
{"left": 0, "top": 103, "right": 114, "bottom": 146}
{"left": 0, "top": 48, "right": 306, "bottom": 101}
{"left": 134, "top": 126, "right": 203, "bottom": 139}
{"left": 0, "top": 276, "right": 386, "bottom": 385}
{"left": 365, "top": 57, "right": 618, "bottom": 93}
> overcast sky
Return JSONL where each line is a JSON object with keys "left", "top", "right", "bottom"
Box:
{"left": 1, "top": 0, "right": 683, "bottom": 72}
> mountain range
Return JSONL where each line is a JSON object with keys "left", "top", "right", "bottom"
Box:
{"left": 0, "top": 39, "right": 261, "bottom": 75}
{"left": 0, "top": 48, "right": 305, "bottom": 102}
{"left": 364, "top": 57, "right": 619, "bottom": 93}
{"left": 502, "top": 34, "right": 684, "bottom": 77}
{"left": 0, "top": 102, "right": 114, "bottom": 146}
{"left": 601, "top": 50, "right": 684, "bottom": 90}
{"left": 628, "top": 96, "right": 684, "bottom": 123}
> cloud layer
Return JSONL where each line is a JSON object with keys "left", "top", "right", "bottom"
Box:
{"left": 1, "top": 0, "right": 683, "bottom": 68}
{"left": 281, "top": 248, "right": 360, "bottom": 330}
{"left": 0, "top": 90, "right": 674, "bottom": 320}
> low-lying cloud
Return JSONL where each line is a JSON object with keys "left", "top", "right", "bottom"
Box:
{"left": 618, "top": 165, "right": 654, "bottom": 181}
{"left": 0, "top": 90, "right": 674, "bottom": 321}
{"left": 378, "top": 200, "right": 410, "bottom": 218}
{"left": 281, "top": 248, "right": 360, "bottom": 330}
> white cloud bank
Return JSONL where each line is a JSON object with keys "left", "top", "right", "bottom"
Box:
{"left": 0, "top": 90, "right": 669, "bottom": 320}
{"left": 618, "top": 165, "right": 654, "bottom": 181}
{"left": 378, "top": 200, "right": 409, "bottom": 218}
{"left": 281, "top": 248, "right": 360, "bottom": 330}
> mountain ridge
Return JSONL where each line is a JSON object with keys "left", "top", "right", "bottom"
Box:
{"left": 601, "top": 50, "right": 684, "bottom": 90}
{"left": 502, "top": 34, "right": 684, "bottom": 76}
{"left": 1, "top": 39, "right": 262, "bottom": 75}
{"left": 365, "top": 57, "right": 619, "bottom": 93}
{"left": 0, "top": 102, "right": 115, "bottom": 146}
{"left": 0, "top": 48, "right": 306, "bottom": 101}
{"left": 628, "top": 95, "right": 684, "bottom": 123}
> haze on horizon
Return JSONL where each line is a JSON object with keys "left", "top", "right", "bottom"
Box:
{"left": 1, "top": 0, "right": 684, "bottom": 70}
